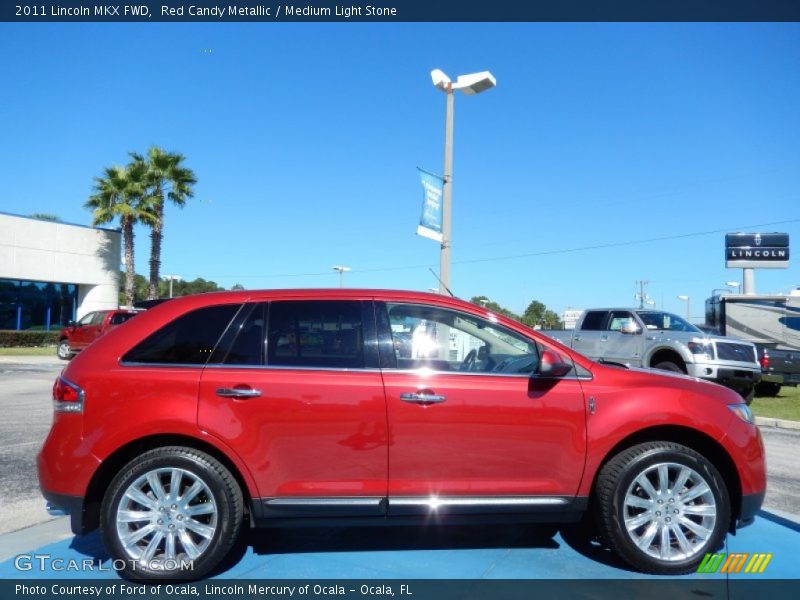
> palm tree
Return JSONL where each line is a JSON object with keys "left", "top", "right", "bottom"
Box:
{"left": 85, "top": 162, "right": 155, "bottom": 307}
{"left": 133, "top": 147, "right": 197, "bottom": 300}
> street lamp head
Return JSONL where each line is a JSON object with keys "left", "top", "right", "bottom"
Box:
{"left": 677, "top": 295, "right": 689, "bottom": 301}
{"left": 431, "top": 69, "right": 496, "bottom": 95}
{"left": 332, "top": 266, "right": 351, "bottom": 273}
{"left": 726, "top": 281, "right": 740, "bottom": 288}
{"left": 454, "top": 71, "right": 497, "bottom": 95}
{"left": 430, "top": 69, "right": 451, "bottom": 91}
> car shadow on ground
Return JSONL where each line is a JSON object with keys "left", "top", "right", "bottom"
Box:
{"left": 65, "top": 521, "right": 637, "bottom": 578}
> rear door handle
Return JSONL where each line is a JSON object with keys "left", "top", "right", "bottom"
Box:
{"left": 216, "top": 387, "right": 262, "bottom": 399}
{"left": 600, "top": 335, "right": 609, "bottom": 341}
{"left": 399, "top": 392, "right": 446, "bottom": 404}
{"left": 573, "top": 335, "right": 581, "bottom": 342}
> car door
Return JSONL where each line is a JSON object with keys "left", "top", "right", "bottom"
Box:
{"left": 570, "top": 310, "right": 608, "bottom": 359}
{"left": 601, "top": 310, "right": 645, "bottom": 366}
{"left": 198, "top": 300, "right": 389, "bottom": 518}
{"left": 70, "top": 311, "right": 104, "bottom": 349}
{"left": 377, "top": 301, "right": 587, "bottom": 516}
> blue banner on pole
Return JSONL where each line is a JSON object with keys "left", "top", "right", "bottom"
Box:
{"left": 417, "top": 168, "right": 444, "bottom": 243}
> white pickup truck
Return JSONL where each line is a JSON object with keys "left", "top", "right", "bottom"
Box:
{"left": 544, "top": 308, "right": 761, "bottom": 403}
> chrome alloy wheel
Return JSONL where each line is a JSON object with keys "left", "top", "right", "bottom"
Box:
{"left": 623, "top": 462, "right": 717, "bottom": 562}
{"left": 115, "top": 467, "right": 218, "bottom": 566}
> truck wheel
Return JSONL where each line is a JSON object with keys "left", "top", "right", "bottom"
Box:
{"left": 56, "top": 340, "right": 72, "bottom": 360}
{"left": 653, "top": 361, "right": 683, "bottom": 373}
{"left": 595, "top": 441, "right": 730, "bottom": 575}
{"left": 755, "top": 382, "right": 781, "bottom": 397}
{"left": 101, "top": 446, "right": 243, "bottom": 581}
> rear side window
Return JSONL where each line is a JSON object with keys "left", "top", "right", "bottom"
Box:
{"left": 110, "top": 312, "right": 137, "bottom": 325}
{"left": 581, "top": 311, "right": 607, "bottom": 331}
{"left": 268, "top": 301, "right": 364, "bottom": 369}
{"left": 123, "top": 304, "right": 241, "bottom": 365}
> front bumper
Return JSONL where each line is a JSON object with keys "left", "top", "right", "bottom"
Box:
{"left": 687, "top": 363, "right": 760, "bottom": 392}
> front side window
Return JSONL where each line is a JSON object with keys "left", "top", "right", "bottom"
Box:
{"left": 123, "top": 304, "right": 241, "bottom": 365}
{"left": 607, "top": 311, "right": 638, "bottom": 333}
{"left": 384, "top": 303, "right": 538, "bottom": 375}
{"left": 267, "top": 301, "right": 365, "bottom": 369}
{"left": 637, "top": 311, "right": 701, "bottom": 333}
{"left": 77, "top": 312, "right": 96, "bottom": 326}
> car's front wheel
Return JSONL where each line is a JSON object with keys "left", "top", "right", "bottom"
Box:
{"left": 595, "top": 441, "right": 730, "bottom": 574}
{"left": 101, "top": 447, "right": 243, "bottom": 580}
{"left": 56, "top": 339, "right": 72, "bottom": 360}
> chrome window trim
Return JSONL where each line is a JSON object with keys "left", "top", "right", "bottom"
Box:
{"left": 118, "top": 361, "right": 209, "bottom": 369}
{"left": 203, "top": 364, "right": 384, "bottom": 373}
{"left": 118, "top": 361, "right": 592, "bottom": 380}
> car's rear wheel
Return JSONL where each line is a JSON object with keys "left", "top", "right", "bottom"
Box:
{"left": 595, "top": 441, "right": 730, "bottom": 574}
{"left": 56, "top": 339, "right": 72, "bottom": 360}
{"left": 101, "top": 447, "right": 243, "bottom": 580}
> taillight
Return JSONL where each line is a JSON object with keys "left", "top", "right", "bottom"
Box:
{"left": 53, "top": 376, "right": 84, "bottom": 413}
{"left": 760, "top": 351, "right": 769, "bottom": 370}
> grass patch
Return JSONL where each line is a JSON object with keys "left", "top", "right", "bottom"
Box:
{"left": 0, "top": 346, "right": 56, "bottom": 356}
{"left": 752, "top": 385, "right": 800, "bottom": 422}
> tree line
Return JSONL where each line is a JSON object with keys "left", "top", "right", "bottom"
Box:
{"left": 471, "top": 295, "right": 563, "bottom": 329}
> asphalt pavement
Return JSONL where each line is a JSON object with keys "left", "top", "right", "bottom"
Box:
{"left": 0, "top": 356, "right": 798, "bottom": 537}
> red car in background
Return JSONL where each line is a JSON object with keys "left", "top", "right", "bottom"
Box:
{"left": 39, "top": 289, "right": 765, "bottom": 580}
{"left": 56, "top": 309, "right": 141, "bottom": 359}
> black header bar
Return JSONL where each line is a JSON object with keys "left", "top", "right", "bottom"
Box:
{"left": 4, "top": 1, "right": 800, "bottom": 22}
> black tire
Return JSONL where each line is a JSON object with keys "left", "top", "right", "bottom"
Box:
{"left": 653, "top": 361, "right": 684, "bottom": 373}
{"left": 741, "top": 386, "right": 755, "bottom": 406}
{"left": 100, "top": 446, "right": 243, "bottom": 581}
{"left": 755, "top": 382, "right": 781, "bottom": 397}
{"left": 56, "top": 339, "right": 72, "bottom": 360}
{"left": 595, "top": 441, "right": 730, "bottom": 575}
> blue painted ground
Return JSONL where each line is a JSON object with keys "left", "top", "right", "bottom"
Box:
{"left": 1, "top": 511, "right": 797, "bottom": 580}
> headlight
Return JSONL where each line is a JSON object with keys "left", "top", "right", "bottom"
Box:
{"left": 688, "top": 341, "right": 715, "bottom": 359}
{"left": 728, "top": 403, "right": 754, "bottom": 425}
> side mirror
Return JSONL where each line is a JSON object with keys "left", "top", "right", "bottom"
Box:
{"left": 619, "top": 322, "right": 641, "bottom": 335}
{"left": 536, "top": 349, "right": 573, "bottom": 378}
{"left": 66, "top": 321, "right": 76, "bottom": 328}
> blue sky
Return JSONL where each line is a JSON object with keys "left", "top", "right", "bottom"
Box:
{"left": 1, "top": 23, "right": 799, "bottom": 320}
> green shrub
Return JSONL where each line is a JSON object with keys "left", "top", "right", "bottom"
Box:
{"left": 0, "top": 330, "right": 59, "bottom": 347}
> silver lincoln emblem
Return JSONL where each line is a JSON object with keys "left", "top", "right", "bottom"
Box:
{"left": 755, "top": 233, "right": 762, "bottom": 246}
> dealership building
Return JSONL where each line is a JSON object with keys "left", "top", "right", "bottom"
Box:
{"left": 0, "top": 212, "right": 121, "bottom": 331}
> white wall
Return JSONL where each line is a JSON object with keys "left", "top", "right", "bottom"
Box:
{"left": 0, "top": 213, "right": 120, "bottom": 319}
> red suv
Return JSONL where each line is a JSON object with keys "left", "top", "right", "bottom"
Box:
{"left": 56, "top": 309, "right": 141, "bottom": 360}
{"left": 38, "top": 290, "right": 766, "bottom": 580}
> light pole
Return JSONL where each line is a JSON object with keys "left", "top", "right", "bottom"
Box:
{"left": 677, "top": 295, "right": 691, "bottom": 321}
{"left": 332, "top": 265, "right": 351, "bottom": 288}
{"left": 165, "top": 275, "right": 182, "bottom": 298}
{"left": 430, "top": 68, "right": 496, "bottom": 294}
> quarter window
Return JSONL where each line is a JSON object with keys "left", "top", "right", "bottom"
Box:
{"left": 122, "top": 304, "right": 241, "bottom": 365}
{"left": 384, "top": 303, "right": 538, "bottom": 374}
{"left": 267, "top": 301, "right": 365, "bottom": 369}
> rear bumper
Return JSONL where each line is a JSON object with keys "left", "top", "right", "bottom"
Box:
{"left": 41, "top": 489, "right": 86, "bottom": 535}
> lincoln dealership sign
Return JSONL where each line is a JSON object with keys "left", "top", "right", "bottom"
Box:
{"left": 726, "top": 233, "right": 789, "bottom": 269}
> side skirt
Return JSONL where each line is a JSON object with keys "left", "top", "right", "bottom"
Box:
{"left": 250, "top": 496, "right": 588, "bottom": 528}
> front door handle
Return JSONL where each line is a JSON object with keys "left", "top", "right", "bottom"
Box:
{"left": 600, "top": 335, "right": 609, "bottom": 341}
{"left": 216, "top": 387, "right": 262, "bottom": 399}
{"left": 399, "top": 392, "right": 446, "bottom": 405}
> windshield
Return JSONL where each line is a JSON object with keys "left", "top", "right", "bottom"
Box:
{"left": 636, "top": 311, "right": 702, "bottom": 334}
